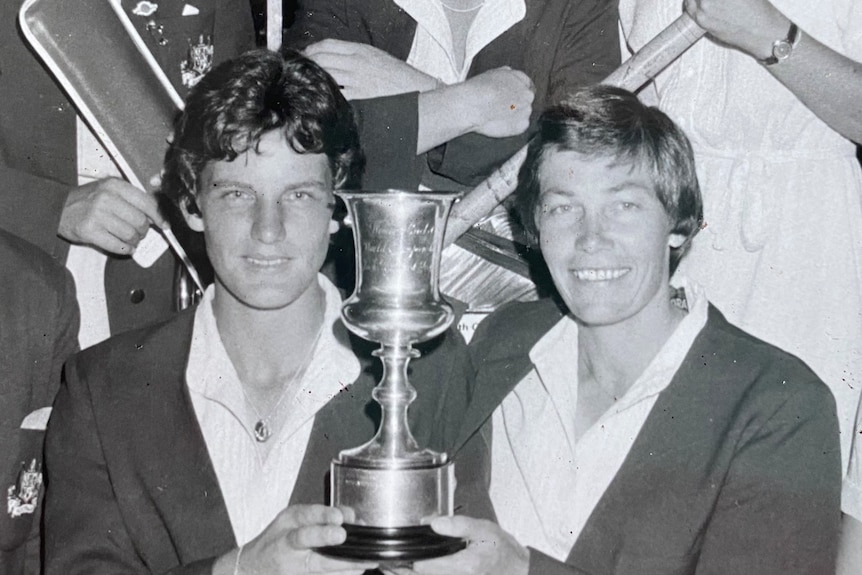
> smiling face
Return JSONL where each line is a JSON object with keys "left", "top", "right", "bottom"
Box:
{"left": 183, "top": 130, "right": 337, "bottom": 311}
{"left": 536, "top": 150, "right": 685, "bottom": 329}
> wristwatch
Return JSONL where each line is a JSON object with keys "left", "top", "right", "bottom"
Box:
{"left": 759, "top": 22, "right": 800, "bottom": 66}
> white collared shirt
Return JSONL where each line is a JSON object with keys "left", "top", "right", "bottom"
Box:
{"left": 394, "top": 0, "right": 525, "bottom": 84}
{"left": 185, "top": 274, "right": 361, "bottom": 545}
{"left": 489, "top": 279, "right": 709, "bottom": 560}
{"left": 396, "top": 0, "right": 534, "bottom": 308}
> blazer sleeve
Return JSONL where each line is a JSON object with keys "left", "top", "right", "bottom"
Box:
{"left": 426, "top": 0, "right": 621, "bottom": 186}
{"left": 44, "top": 358, "right": 222, "bottom": 575}
{"left": 214, "top": 0, "right": 255, "bottom": 62}
{"left": 284, "top": 1, "right": 426, "bottom": 190}
{"left": 546, "top": 0, "right": 619, "bottom": 105}
{"left": 52, "top": 269, "right": 80, "bottom": 382}
{"left": 287, "top": 0, "right": 620, "bottom": 189}
{"left": 284, "top": 0, "right": 372, "bottom": 48}
{"left": 693, "top": 380, "right": 841, "bottom": 575}
{"left": 0, "top": 165, "right": 71, "bottom": 261}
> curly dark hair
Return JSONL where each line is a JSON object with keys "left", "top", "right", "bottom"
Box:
{"left": 515, "top": 85, "right": 703, "bottom": 275}
{"left": 160, "top": 49, "right": 363, "bottom": 216}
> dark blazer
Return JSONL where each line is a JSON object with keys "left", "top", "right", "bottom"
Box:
{"left": 0, "top": 229, "right": 79, "bottom": 575}
{"left": 455, "top": 298, "right": 842, "bottom": 575}
{"left": 284, "top": 0, "right": 620, "bottom": 190}
{"left": 0, "top": 0, "right": 254, "bottom": 336}
{"left": 43, "top": 309, "right": 471, "bottom": 574}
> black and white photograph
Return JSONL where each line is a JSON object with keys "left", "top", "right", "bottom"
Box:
{"left": 1, "top": 0, "right": 860, "bottom": 573}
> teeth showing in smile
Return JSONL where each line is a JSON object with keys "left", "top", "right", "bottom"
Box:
{"left": 573, "top": 268, "right": 629, "bottom": 281}
{"left": 247, "top": 257, "right": 288, "bottom": 267}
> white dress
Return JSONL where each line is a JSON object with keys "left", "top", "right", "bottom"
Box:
{"left": 618, "top": 0, "right": 862, "bottom": 467}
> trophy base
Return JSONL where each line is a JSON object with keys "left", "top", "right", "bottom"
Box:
{"left": 317, "top": 523, "right": 466, "bottom": 564}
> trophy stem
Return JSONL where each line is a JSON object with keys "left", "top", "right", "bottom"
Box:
{"left": 338, "top": 344, "right": 446, "bottom": 468}
{"left": 372, "top": 344, "right": 420, "bottom": 459}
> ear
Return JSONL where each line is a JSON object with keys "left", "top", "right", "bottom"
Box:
{"left": 328, "top": 218, "right": 339, "bottom": 235}
{"left": 668, "top": 233, "right": 687, "bottom": 249}
{"left": 181, "top": 199, "right": 205, "bottom": 233}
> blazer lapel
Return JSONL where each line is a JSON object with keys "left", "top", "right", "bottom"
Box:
{"left": 124, "top": 312, "right": 236, "bottom": 564}
{"left": 567, "top": 308, "right": 734, "bottom": 573}
{"left": 290, "top": 360, "right": 379, "bottom": 507}
{"left": 454, "top": 299, "right": 565, "bottom": 452}
{"left": 454, "top": 355, "right": 531, "bottom": 453}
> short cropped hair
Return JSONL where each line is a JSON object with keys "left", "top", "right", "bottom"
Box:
{"left": 515, "top": 85, "right": 703, "bottom": 275}
{"left": 161, "top": 49, "right": 363, "bottom": 215}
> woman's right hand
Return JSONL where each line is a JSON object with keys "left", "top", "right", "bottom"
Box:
{"left": 409, "top": 516, "right": 530, "bottom": 575}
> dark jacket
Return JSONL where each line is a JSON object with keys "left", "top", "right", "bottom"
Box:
{"left": 0, "top": 229, "right": 79, "bottom": 575}
{"left": 456, "top": 298, "right": 842, "bottom": 575}
{"left": 43, "top": 309, "right": 471, "bottom": 574}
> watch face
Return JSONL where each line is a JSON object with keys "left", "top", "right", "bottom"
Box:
{"left": 774, "top": 39, "right": 793, "bottom": 60}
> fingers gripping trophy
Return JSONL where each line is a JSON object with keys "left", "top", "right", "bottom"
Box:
{"left": 318, "top": 190, "right": 466, "bottom": 564}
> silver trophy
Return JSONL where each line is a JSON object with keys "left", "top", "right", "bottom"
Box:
{"left": 318, "top": 190, "right": 465, "bottom": 563}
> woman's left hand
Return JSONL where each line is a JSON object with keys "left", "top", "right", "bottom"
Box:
{"left": 683, "top": 0, "right": 791, "bottom": 61}
{"left": 408, "top": 516, "right": 529, "bottom": 575}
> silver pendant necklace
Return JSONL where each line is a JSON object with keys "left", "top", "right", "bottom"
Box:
{"left": 241, "top": 317, "right": 326, "bottom": 443}
{"left": 253, "top": 419, "right": 273, "bottom": 443}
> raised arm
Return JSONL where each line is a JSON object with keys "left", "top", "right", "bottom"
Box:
{"left": 684, "top": 0, "right": 862, "bottom": 144}
{"left": 287, "top": 0, "right": 618, "bottom": 188}
{"left": 302, "top": 39, "right": 534, "bottom": 155}
{"left": 425, "top": 0, "right": 620, "bottom": 185}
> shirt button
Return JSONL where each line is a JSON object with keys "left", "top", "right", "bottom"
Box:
{"left": 129, "top": 289, "right": 146, "bottom": 304}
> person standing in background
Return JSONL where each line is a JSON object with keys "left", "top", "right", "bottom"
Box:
{"left": 617, "top": 3, "right": 862, "bottom": 568}
{"left": 0, "top": 0, "right": 255, "bottom": 348}
{"left": 283, "top": 0, "right": 620, "bottom": 311}
{"left": 0, "top": 228, "right": 79, "bottom": 575}
{"left": 285, "top": 0, "right": 619, "bottom": 191}
{"left": 618, "top": 0, "right": 862, "bottom": 468}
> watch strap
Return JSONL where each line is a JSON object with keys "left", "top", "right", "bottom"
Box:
{"left": 759, "top": 21, "right": 799, "bottom": 66}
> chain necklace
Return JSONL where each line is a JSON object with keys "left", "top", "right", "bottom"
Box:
{"left": 439, "top": 0, "right": 485, "bottom": 13}
{"left": 240, "top": 317, "right": 326, "bottom": 443}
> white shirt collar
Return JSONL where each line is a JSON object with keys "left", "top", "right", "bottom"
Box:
{"left": 490, "top": 277, "right": 710, "bottom": 558}
{"left": 528, "top": 277, "right": 710, "bottom": 448}
{"left": 394, "top": 0, "right": 526, "bottom": 83}
{"left": 185, "top": 274, "right": 361, "bottom": 545}
{"left": 186, "top": 273, "right": 361, "bottom": 433}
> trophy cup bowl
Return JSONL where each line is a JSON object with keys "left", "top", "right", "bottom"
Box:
{"left": 317, "top": 190, "right": 466, "bottom": 564}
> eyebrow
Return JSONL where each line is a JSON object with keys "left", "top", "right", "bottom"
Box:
{"left": 538, "top": 188, "right": 570, "bottom": 201}
{"left": 208, "top": 179, "right": 331, "bottom": 192}
{"left": 605, "top": 181, "right": 654, "bottom": 194}
{"left": 207, "top": 179, "right": 252, "bottom": 191}
{"left": 540, "top": 181, "right": 654, "bottom": 199}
